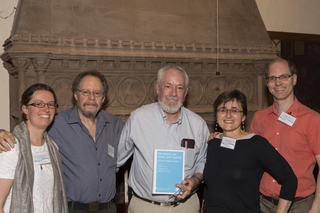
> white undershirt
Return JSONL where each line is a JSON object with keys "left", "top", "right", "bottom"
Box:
{"left": 0, "top": 139, "right": 54, "bottom": 213}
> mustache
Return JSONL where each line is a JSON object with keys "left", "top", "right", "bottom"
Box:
{"left": 83, "top": 102, "right": 98, "bottom": 107}
{"left": 166, "top": 96, "right": 179, "bottom": 101}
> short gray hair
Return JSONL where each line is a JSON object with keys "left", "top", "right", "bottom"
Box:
{"left": 157, "top": 65, "right": 189, "bottom": 87}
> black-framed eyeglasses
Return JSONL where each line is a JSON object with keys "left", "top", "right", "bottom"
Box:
{"left": 26, "top": 101, "right": 58, "bottom": 109}
{"left": 266, "top": 74, "right": 292, "bottom": 82}
{"left": 78, "top": 89, "right": 104, "bottom": 97}
{"left": 217, "top": 108, "right": 243, "bottom": 115}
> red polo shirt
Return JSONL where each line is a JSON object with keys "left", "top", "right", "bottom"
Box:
{"left": 250, "top": 97, "right": 320, "bottom": 198}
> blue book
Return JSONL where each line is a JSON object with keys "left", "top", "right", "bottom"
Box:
{"left": 152, "top": 149, "right": 185, "bottom": 194}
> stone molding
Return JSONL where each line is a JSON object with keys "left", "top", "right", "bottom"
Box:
{"left": 4, "top": 34, "right": 277, "bottom": 55}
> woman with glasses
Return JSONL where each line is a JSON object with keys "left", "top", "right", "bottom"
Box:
{"left": 0, "top": 83, "right": 67, "bottom": 213}
{"left": 202, "top": 89, "right": 297, "bottom": 213}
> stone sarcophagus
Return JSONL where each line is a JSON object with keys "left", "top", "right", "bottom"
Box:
{"left": 1, "top": 0, "right": 277, "bottom": 130}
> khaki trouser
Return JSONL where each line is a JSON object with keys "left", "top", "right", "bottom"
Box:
{"left": 260, "top": 194, "right": 314, "bottom": 213}
{"left": 128, "top": 193, "right": 200, "bottom": 213}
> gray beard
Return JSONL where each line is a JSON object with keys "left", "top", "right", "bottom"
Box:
{"left": 158, "top": 99, "right": 183, "bottom": 114}
{"left": 80, "top": 109, "right": 98, "bottom": 118}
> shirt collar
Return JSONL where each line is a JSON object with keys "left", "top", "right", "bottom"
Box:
{"left": 286, "top": 97, "right": 300, "bottom": 117}
{"left": 67, "top": 106, "right": 108, "bottom": 126}
{"left": 156, "top": 102, "right": 183, "bottom": 124}
{"left": 269, "top": 96, "right": 300, "bottom": 116}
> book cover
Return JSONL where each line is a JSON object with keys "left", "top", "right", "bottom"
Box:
{"left": 152, "top": 149, "right": 185, "bottom": 194}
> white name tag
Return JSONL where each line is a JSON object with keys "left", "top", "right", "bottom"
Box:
{"left": 33, "top": 152, "right": 51, "bottom": 166}
{"left": 278, "top": 112, "right": 296, "bottom": 127}
{"left": 220, "top": 137, "right": 236, "bottom": 150}
{"left": 108, "top": 144, "right": 115, "bottom": 158}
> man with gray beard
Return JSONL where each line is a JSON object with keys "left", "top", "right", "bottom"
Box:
{"left": 117, "top": 65, "right": 210, "bottom": 213}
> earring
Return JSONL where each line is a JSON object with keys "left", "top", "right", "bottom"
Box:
{"left": 215, "top": 123, "right": 218, "bottom": 131}
{"left": 242, "top": 121, "right": 245, "bottom": 131}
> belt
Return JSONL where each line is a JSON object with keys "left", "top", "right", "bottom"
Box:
{"left": 260, "top": 193, "right": 308, "bottom": 205}
{"left": 132, "top": 191, "right": 178, "bottom": 207}
{"left": 68, "top": 200, "right": 114, "bottom": 212}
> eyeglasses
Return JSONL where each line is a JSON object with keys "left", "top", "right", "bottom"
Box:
{"left": 26, "top": 101, "right": 58, "bottom": 109}
{"left": 266, "top": 74, "right": 292, "bottom": 82}
{"left": 217, "top": 108, "right": 243, "bottom": 115}
{"left": 78, "top": 89, "right": 104, "bottom": 97}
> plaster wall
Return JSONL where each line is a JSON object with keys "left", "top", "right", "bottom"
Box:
{"left": 255, "top": 0, "right": 320, "bottom": 35}
{"left": 0, "top": 0, "right": 18, "bottom": 130}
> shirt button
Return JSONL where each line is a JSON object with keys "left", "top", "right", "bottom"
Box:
{"left": 276, "top": 132, "right": 279, "bottom": 135}
{"left": 272, "top": 179, "right": 276, "bottom": 182}
{"left": 99, "top": 194, "right": 101, "bottom": 197}
{"left": 100, "top": 178, "right": 102, "bottom": 181}
{"left": 98, "top": 163, "right": 100, "bottom": 166}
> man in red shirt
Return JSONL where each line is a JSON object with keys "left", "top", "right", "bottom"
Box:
{"left": 250, "top": 58, "right": 320, "bottom": 213}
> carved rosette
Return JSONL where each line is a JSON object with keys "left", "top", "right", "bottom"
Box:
{"left": 147, "top": 78, "right": 158, "bottom": 103}
{"left": 230, "top": 78, "right": 254, "bottom": 102}
{"left": 116, "top": 77, "right": 146, "bottom": 107}
{"left": 204, "top": 78, "right": 229, "bottom": 104}
{"left": 50, "top": 77, "right": 74, "bottom": 112}
{"left": 186, "top": 79, "right": 204, "bottom": 106}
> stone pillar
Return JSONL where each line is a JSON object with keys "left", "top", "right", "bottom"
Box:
{"left": 257, "top": 74, "right": 265, "bottom": 110}
{"left": 11, "top": 58, "right": 31, "bottom": 103}
{"left": 32, "top": 58, "right": 51, "bottom": 83}
{"left": 255, "top": 63, "right": 269, "bottom": 110}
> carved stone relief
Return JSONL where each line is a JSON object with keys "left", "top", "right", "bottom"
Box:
{"left": 117, "top": 77, "right": 146, "bottom": 107}
{"left": 186, "top": 79, "right": 204, "bottom": 106}
{"left": 6, "top": 55, "right": 270, "bottom": 127}
{"left": 50, "top": 77, "right": 74, "bottom": 112}
{"left": 204, "top": 78, "right": 229, "bottom": 105}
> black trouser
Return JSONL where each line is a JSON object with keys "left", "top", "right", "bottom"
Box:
{"left": 68, "top": 201, "right": 117, "bottom": 213}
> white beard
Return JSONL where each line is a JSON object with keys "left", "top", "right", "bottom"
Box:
{"left": 158, "top": 97, "right": 183, "bottom": 114}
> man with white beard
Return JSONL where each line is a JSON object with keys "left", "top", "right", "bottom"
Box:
{"left": 117, "top": 65, "right": 210, "bottom": 213}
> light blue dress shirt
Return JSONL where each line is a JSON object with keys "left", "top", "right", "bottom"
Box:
{"left": 117, "top": 102, "right": 209, "bottom": 202}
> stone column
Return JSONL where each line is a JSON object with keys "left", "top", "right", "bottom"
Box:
{"left": 11, "top": 58, "right": 31, "bottom": 102}
{"left": 32, "top": 58, "right": 51, "bottom": 83}
{"left": 255, "top": 63, "right": 268, "bottom": 110}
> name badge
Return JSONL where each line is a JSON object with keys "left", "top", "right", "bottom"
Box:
{"left": 33, "top": 152, "right": 51, "bottom": 166}
{"left": 108, "top": 144, "right": 115, "bottom": 158}
{"left": 278, "top": 112, "right": 296, "bottom": 127}
{"left": 220, "top": 137, "right": 236, "bottom": 150}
